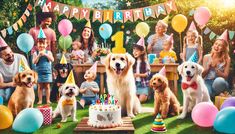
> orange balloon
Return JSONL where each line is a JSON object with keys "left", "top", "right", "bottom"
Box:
{"left": 0, "top": 105, "right": 13, "bottom": 129}
{"left": 171, "top": 14, "right": 188, "bottom": 33}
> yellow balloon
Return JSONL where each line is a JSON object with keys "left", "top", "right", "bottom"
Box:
{"left": 0, "top": 105, "right": 13, "bottom": 129}
{"left": 171, "top": 14, "right": 188, "bottom": 33}
{"left": 135, "top": 22, "right": 150, "bottom": 37}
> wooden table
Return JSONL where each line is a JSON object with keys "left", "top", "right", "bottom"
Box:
{"left": 74, "top": 117, "right": 134, "bottom": 134}
{"left": 73, "top": 63, "right": 179, "bottom": 95}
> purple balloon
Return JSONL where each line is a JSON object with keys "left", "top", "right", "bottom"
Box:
{"left": 221, "top": 97, "right": 235, "bottom": 110}
{"left": 58, "top": 19, "right": 73, "bottom": 36}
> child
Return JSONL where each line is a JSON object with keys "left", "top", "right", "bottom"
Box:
{"left": 79, "top": 61, "right": 99, "bottom": 108}
{"left": 159, "top": 34, "right": 178, "bottom": 91}
{"left": 33, "top": 28, "right": 54, "bottom": 104}
{"left": 133, "top": 37, "right": 151, "bottom": 103}
{"left": 70, "top": 39, "right": 84, "bottom": 64}
{"left": 182, "top": 22, "right": 203, "bottom": 64}
{"left": 159, "top": 33, "right": 177, "bottom": 63}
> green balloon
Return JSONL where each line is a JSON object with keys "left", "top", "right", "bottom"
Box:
{"left": 59, "top": 35, "right": 72, "bottom": 51}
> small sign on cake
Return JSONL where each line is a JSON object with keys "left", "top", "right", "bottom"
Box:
{"left": 87, "top": 94, "right": 122, "bottom": 128}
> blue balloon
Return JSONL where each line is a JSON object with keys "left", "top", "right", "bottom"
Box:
{"left": 0, "top": 96, "right": 3, "bottom": 105}
{"left": 99, "top": 23, "right": 113, "bottom": 40}
{"left": 13, "top": 108, "right": 43, "bottom": 133}
{"left": 17, "top": 33, "right": 34, "bottom": 53}
{"left": 214, "top": 107, "right": 235, "bottom": 134}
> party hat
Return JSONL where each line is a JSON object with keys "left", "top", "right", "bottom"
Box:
{"left": 158, "top": 15, "right": 169, "bottom": 27}
{"left": 137, "top": 37, "right": 145, "bottom": 47}
{"left": 166, "top": 33, "right": 174, "bottom": 44}
{"left": 42, "top": 4, "right": 49, "bottom": 12}
{"left": 60, "top": 54, "right": 68, "bottom": 64}
{"left": 65, "top": 71, "right": 76, "bottom": 84}
{"left": 158, "top": 66, "right": 166, "bottom": 76}
{"left": 188, "top": 51, "right": 198, "bottom": 63}
{"left": 19, "top": 58, "right": 30, "bottom": 72}
{"left": 85, "top": 20, "right": 91, "bottom": 28}
{"left": 89, "top": 61, "right": 98, "bottom": 73}
{"left": 0, "top": 36, "right": 8, "bottom": 48}
{"left": 218, "top": 29, "right": 228, "bottom": 43}
{"left": 37, "top": 27, "right": 46, "bottom": 39}
{"left": 188, "top": 21, "right": 197, "bottom": 31}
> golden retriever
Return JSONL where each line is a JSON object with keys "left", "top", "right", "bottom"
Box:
{"left": 177, "top": 61, "right": 211, "bottom": 119}
{"left": 104, "top": 53, "right": 141, "bottom": 118}
{"left": 8, "top": 70, "right": 38, "bottom": 116}
{"left": 150, "top": 73, "right": 180, "bottom": 119}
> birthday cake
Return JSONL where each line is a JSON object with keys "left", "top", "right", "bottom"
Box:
{"left": 87, "top": 95, "right": 123, "bottom": 128}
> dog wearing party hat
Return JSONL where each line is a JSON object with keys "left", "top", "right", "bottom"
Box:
{"left": 8, "top": 59, "right": 38, "bottom": 116}
{"left": 53, "top": 71, "right": 79, "bottom": 122}
{"left": 177, "top": 53, "right": 211, "bottom": 119}
{"left": 150, "top": 66, "right": 180, "bottom": 119}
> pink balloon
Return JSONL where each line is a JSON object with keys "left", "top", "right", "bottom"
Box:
{"left": 58, "top": 19, "right": 73, "bottom": 36}
{"left": 192, "top": 102, "right": 218, "bottom": 127}
{"left": 194, "top": 7, "right": 211, "bottom": 26}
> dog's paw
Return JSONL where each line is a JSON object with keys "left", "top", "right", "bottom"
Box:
{"left": 177, "top": 114, "right": 186, "bottom": 119}
{"left": 61, "top": 119, "right": 67, "bottom": 122}
{"left": 73, "top": 118, "right": 78, "bottom": 122}
{"left": 128, "top": 113, "right": 135, "bottom": 118}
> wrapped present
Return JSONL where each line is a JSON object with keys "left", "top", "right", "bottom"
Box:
{"left": 214, "top": 96, "right": 229, "bottom": 110}
{"left": 38, "top": 105, "right": 52, "bottom": 125}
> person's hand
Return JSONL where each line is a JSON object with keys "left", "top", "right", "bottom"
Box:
{"left": 39, "top": 51, "right": 45, "bottom": 56}
{"left": 134, "top": 73, "right": 140, "bottom": 78}
{"left": 8, "top": 82, "right": 16, "bottom": 87}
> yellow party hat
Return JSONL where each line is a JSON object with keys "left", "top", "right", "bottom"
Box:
{"left": 65, "top": 71, "right": 75, "bottom": 84}
{"left": 60, "top": 54, "right": 67, "bottom": 64}
{"left": 85, "top": 20, "right": 91, "bottom": 28}
{"left": 19, "top": 58, "right": 30, "bottom": 72}
{"left": 159, "top": 15, "right": 169, "bottom": 27}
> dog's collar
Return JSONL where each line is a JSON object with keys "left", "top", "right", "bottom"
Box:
{"left": 181, "top": 82, "right": 197, "bottom": 90}
{"left": 62, "top": 98, "right": 75, "bottom": 107}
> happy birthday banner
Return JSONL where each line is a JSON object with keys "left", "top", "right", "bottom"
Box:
{"left": 0, "top": 4, "right": 33, "bottom": 38}
{"left": 36, "top": 0, "right": 177, "bottom": 23}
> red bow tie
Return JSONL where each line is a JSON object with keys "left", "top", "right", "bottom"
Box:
{"left": 181, "top": 82, "right": 198, "bottom": 90}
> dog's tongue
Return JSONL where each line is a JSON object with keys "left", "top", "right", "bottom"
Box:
{"left": 27, "top": 82, "right": 33, "bottom": 87}
{"left": 116, "top": 69, "right": 121, "bottom": 75}
{"left": 187, "top": 76, "right": 192, "bottom": 81}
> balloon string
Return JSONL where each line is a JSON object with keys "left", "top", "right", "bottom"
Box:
{"left": 201, "top": 28, "right": 204, "bottom": 52}
{"left": 179, "top": 33, "right": 182, "bottom": 53}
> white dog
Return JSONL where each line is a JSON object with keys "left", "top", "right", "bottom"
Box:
{"left": 177, "top": 61, "right": 211, "bottom": 119}
{"left": 104, "top": 53, "right": 141, "bottom": 118}
{"left": 53, "top": 83, "right": 79, "bottom": 122}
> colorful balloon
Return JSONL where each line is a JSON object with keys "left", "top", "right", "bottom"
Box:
{"left": 0, "top": 96, "right": 3, "bottom": 105}
{"left": 191, "top": 102, "right": 218, "bottom": 127}
{"left": 0, "top": 105, "right": 13, "bottom": 130}
{"left": 99, "top": 23, "right": 113, "bottom": 40}
{"left": 221, "top": 97, "right": 235, "bottom": 110}
{"left": 214, "top": 107, "right": 235, "bottom": 134}
{"left": 58, "top": 19, "right": 73, "bottom": 36}
{"left": 13, "top": 108, "right": 43, "bottom": 133}
{"left": 194, "top": 7, "right": 211, "bottom": 27}
{"left": 135, "top": 22, "right": 150, "bottom": 37}
{"left": 59, "top": 35, "right": 72, "bottom": 51}
{"left": 17, "top": 33, "right": 34, "bottom": 53}
{"left": 171, "top": 14, "right": 188, "bottom": 33}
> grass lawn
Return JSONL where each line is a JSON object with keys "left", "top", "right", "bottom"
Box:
{"left": 0, "top": 88, "right": 218, "bottom": 134}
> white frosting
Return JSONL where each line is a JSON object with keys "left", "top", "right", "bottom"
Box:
{"left": 87, "top": 104, "right": 123, "bottom": 128}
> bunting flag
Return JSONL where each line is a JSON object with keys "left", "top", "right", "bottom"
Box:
{"left": 36, "top": 0, "right": 177, "bottom": 23}
{"left": 0, "top": 3, "right": 32, "bottom": 38}
{"left": 229, "top": 31, "right": 235, "bottom": 40}
{"left": 204, "top": 27, "right": 211, "bottom": 35}
{"left": 209, "top": 32, "right": 216, "bottom": 40}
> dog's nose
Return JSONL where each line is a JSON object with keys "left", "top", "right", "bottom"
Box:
{"left": 70, "top": 89, "right": 73, "bottom": 92}
{"left": 27, "top": 77, "right": 31, "bottom": 81}
{"left": 153, "top": 82, "right": 156, "bottom": 85}
{"left": 116, "top": 63, "right": 120, "bottom": 68}
{"left": 186, "top": 71, "right": 191, "bottom": 75}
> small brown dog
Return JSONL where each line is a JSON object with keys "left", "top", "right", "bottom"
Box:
{"left": 8, "top": 70, "right": 38, "bottom": 116}
{"left": 150, "top": 73, "right": 180, "bottom": 118}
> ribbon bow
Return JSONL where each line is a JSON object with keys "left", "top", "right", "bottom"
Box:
{"left": 181, "top": 82, "right": 198, "bottom": 90}
{"left": 62, "top": 99, "right": 74, "bottom": 107}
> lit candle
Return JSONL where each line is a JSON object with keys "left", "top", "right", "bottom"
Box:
{"left": 111, "top": 31, "right": 126, "bottom": 53}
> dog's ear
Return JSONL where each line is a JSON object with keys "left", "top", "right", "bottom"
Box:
{"left": 14, "top": 73, "right": 22, "bottom": 86}
{"left": 59, "top": 84, "right": 64, "bottom": 95}
{"left": 104, "top": 53, "right": 112, "bottom": 67}
{"left": 54, "top": 63, "right": 60, "bottom": 72}
{"left": 75, "top": 85, "right": 79, "bottom": 96}
{"left": 161, "top": 77, "right": 168, "bottom": 90}
{"left": 67, "top": 63, "right": 73, "bottom": 71}
{"left": 196, "top": 63, "right": 204, "bottom": 76}
{"left": 149, "top": 77, "right": 154, "bottom": 89}
{"left": 33, "top": 71, "right": 38, "bottom": 84}
{"left": 125, "top": 53, "right": 135, "bottom": 67}
{"left": 177, "top": 63, "right": 184, "bottom": 75}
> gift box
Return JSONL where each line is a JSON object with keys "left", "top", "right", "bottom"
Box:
{"left": 38, "top": 105, "right": 52, "bottom": 125}
{"left": 214, "top": 96, "right": 229, "bottom": 110}
{"left": 148, "top": 54, "right": 156, "bottom": 64}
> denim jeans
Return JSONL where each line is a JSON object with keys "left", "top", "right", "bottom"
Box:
{"left": 205, "top": 77, "right": 229, "bottom": 98}
{"left": 0, "top": 87, "right": 15, "bottom": 101}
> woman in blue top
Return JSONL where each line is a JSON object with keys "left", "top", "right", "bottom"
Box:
{"left": 147, "top": 20, "right": 169, "bottom": 57}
